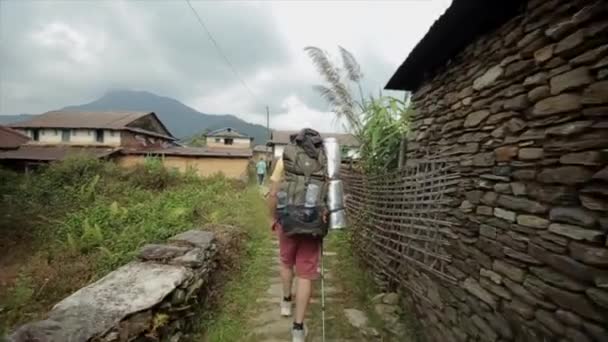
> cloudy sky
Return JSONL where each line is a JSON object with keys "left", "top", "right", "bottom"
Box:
{"left": 0, "top": 0, "right": 449, "bottom": 131}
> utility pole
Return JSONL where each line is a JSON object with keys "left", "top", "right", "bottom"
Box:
{"left": 266, "top": 105, "right": 271, "bottom": 141}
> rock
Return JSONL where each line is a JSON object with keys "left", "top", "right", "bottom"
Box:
{"left": 494, "top": 183, "right": 511, "bottom": 194}
{"left": 480, "top": 268, "right": 503, "bottom": 284}
{"left": 169, "top": 230, "right": 215, "bottom": 249}
{"left": 510, "top": 182, "right": 526, "bottom": 196}
{"left": 535, "top": 309, "right": 565, "bottom": 335}
{"left": 565, "top": 328, "right": 593, "bottom": 342}
{"left": 529, "top": 267, "right": 585, "bottom": 292}
{"left": 549, "top": 207, "right": 597, "bottom": 227}
{"left": 534, "top": 44, "right": 554, "bottom": 63}
{"left": 546, "top": 120, "right": 593, "bottom": 136}
{"left": 477, "top": 205, "right": 493, "bottom": 216}
{"left": 593, "top": 167, "right": 608, "bottom": 181}
{"left": 550, "top": 67, "right": 592, "bottom": 95}
{"left": 513, "top": 169, "right": 536, "bottom": 181}
{"left": 528, "top": 85, "right": 551, "bottom": 102}
{"left": 138, "top": 244, "right": 190, "bottom": 261}
{"left": 586, "top": 288, "right": 608, "bottom": 309}
{"left": 170, "top": 248, "right": 205, "bottom": 268}
{"left": 496, "top": 195, "right": 547, "bottom": 214}
{"left": 555, "top": 309, "right": 583, "bottom": 327}
{"left": 582, "top": 81, "right": 608, "bottom": 105}
{"left": 580, "top": 194, "right": 608, "bottom": 211}
{"left": 524, "top": 72, "right": 548, "bottom": 86}
{"left": 537, "top": 166, "right": 593, "bottom": 185}
{"left": 442, "top": 119, "right": 464, "bottom": 133}
{"left": 505, "top": 299, "right": 534, "bottom": 320}
{"left": 529, "top": 244, "right": 596, "bottom": 284}
{"left": 555, "top": 29, "right": 585, "bottom": 56}
{"left": 481, "top": 191, "right": 498, "bottom": 206}
{"left": 548, "top": 223, "right": 603, "bottom": 242}
{"left": 572, "top": 44, "right": 608, "bottom": 66}
{"left": 463, "top": 277, "right": 497, "bottom": 309}
{"left": 494, "top": 207, "right": 516, "bottom": 222}
{"left": 487, "top": 111, "right": 516, "bottom": 125}
{"left": 503, "top": 278, "right": 554, "bottom": 310}
{"left": 527, "top": 183, "right": 577, "bottom": 204}
{"left": 503, "top": 94, "right": 529, "bottom": 110}
{"left": 583, "top": 106, "right": 608, "bottom": 117}
{"left": 570, "top": 241, "right": 608, "bottom": 267}
{"left": 560, "top": 151, "right": 605, "bottom": 165}
{"left": 506, "top": 118, "right": 526, "bottom": 133}
{"left": 517, "top": 215, "right": 549, "bottom": 229}
{"left": 471, "top": 315, "right": 498, "bottom": 342}
{"left": 382, "top": 292, "right": 399, "bottom": 305}
{"left": 344, "top": 309, "right": 369, "bottom": 329}
{"left": 544, "top": 283, "right": 604, "bottom": 322}
{"left": 465, "top": 190, "right": 483, "bottom": 204}
{"left": 473, "top": 65, "right": 503, "bottom": 90}
{"left": 460, "top": 200, "right": 474, "bottom": 213}
{"left": 518, "top": 148, "right": 543, "bottom": 160}
{"left": 495, "top": 146, "right": 518, "bottom": 162}
{"left": 583, "top": 321, "right": 608, "bottom": 342}
{"left": 504, "top": 247, "right": 542, "bottom": 265}
{"left": 473, "top": 152, "right": 495, "bottom": 166}
{"left": 532, "top": 94, "right": 581, "bottom": 116}
{"left": 464, "top": 110, "right": 490, "bottom": 127}
{"left": 480, "top": 225, "right": 497, "bottom": 238}
{"left": 375, "top": 304, "right": 399, "bottom": 324}
{"left": 546, "top": 131, "right": 608, "bottom": 152}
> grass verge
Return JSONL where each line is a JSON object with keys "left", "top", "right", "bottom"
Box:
{"left": 190, "top": 187, "right": 274, "bottom": 342}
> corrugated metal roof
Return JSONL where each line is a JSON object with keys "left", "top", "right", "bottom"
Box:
{"left": 267, "top": 130, "right": 360, "bottom": 147}
{"left": 206, "top": 127, "right": 251, "bottom": 138}
{"left": 253, "top": 145, "right": 271, "bottom": 152}
{"left": 9, "top": 111, "right": 151, "bottom": 129}
{"left": 385, "top": 0, "right": 526, "bottom": 91}
{"left": 10, "top": 111, "right": 176, "bottom": 141}
{"left": 0, "top": 126, "right": 30, "bottom": 149}
{"left": 0, "top": 146, "right": 121, "bottom": 161}
{"left": 123, "top": 146, "right": 252, "bottom": 158}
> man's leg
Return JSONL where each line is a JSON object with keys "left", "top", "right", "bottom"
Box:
{"left": 277, "top": 224, "right": 296, "bottom": 316}
{"left": 293, "top": 237, "right": 321, "bottom": 325}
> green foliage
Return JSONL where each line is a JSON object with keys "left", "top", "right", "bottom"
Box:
{"left": 0, "top": 157, "right": 251, "bottom": 329}
{"left": 359, "top": 96, "right": 411, "bottom": 172}
{"left": 305, "top": 46, "right": 411, "bottom": 173}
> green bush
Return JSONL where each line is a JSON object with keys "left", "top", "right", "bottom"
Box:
{"left": 0, "top": 157, "right": 253, "bottom": 329}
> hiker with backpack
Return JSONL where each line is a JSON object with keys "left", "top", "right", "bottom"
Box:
{"left": 268, "top": 128, "right": 330, "bottom": 342}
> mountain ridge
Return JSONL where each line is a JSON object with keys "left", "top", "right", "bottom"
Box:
{"left": 0, "top": 90, "right": 270, "bottom": 143}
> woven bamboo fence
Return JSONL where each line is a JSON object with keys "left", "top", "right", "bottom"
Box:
{"left": 341, "top": 159, "right": 461, "bottom": 294}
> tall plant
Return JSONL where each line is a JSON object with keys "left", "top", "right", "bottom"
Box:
{"left": 305, "top": 46, "right": 411, "bottom": 172}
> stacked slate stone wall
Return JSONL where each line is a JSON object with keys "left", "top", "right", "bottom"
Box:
{"left": 7, "top": 227, "right": 235, "bottom": 342}
{"left": 403, "top": 0, "right": 608, "bottom": 341}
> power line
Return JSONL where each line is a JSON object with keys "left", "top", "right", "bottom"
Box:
{"left": 184, "top": 0, "right": 260, "bottom": 106}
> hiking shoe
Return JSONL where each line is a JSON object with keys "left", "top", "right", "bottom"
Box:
{"left": 280, "top": 299, "right": 292, "bottom": 317}
{"left": 292, "top": 324, "right": 307, "bottom": 342}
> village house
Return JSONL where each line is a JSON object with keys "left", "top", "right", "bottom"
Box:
{"left": 384, "top": 0, "right": 608, "bottom": 341}
{"left": 266, "top": 130, "right": 360, "bottom": 160}
{"left": 252, "top": 145, "right": 272, "bottom": 162}
{"left": 204, "top": 127, "right": 253, "bottom": 149}
{"left": 2, "top": 111, "right": 252, "bottom": 179}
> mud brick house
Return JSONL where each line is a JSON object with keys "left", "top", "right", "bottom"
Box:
{"left": 204, "top": 127, "right": 253, "bottom": 149}
{"left": 3, "top": 111, "right": 251, "bottom": 178}
{"left": 385, "top": 0, "right": 608, "bottom": 341}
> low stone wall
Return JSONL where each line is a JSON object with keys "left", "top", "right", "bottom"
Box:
{"left": 8, "top": 228, "right": 227, "bottom": 342}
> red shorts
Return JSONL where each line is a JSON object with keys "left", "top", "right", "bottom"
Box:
{"left": 275, "top": 223, "right": 321, "bottom": 280}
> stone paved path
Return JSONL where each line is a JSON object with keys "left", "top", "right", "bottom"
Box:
{"left": 244, "top": 239, "right": 397, "bottom": 342}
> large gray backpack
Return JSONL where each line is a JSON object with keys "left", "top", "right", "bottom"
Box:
{"left": 278, "top": 143, "right": 329, "bottom": 237}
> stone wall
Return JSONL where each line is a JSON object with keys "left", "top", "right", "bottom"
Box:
{"left": 405, "top": 0, "right": 608, "bottom": 341}
{"left": 7, "top": 228, "right": 230, "bottom": 342}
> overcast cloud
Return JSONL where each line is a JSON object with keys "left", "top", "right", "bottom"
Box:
{"left": 0, "top": 0, "right": 449, "bottom": 132}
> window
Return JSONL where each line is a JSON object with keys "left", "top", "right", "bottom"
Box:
{"left": 215, "top": 138, "right": 221, "bottom": 143}
{"left": 61, "top": 129, "right": 70, "bottom": 142}
{"left": 110, "top": 131, "right": 115, "bottom": 137}
{"left": 54, "top": 129, "right": 59, "bottom": 136}
{"left": 95, "top": 129, "right": 104, "bottom": 143}
{"left": 224, "top": 138, "right": 234, "bottom": 145}
{"left": 32, "top": 129, "right": 40, "bottom": 141}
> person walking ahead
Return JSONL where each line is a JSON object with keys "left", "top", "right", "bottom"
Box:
{"left": 268, "top": 128, "right": 329, "bottom": 342}
{"left": 256, "top": 157, "right": 267, "bottom": 185}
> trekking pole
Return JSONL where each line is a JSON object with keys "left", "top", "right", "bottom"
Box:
{"left": 321, "top": 240, "right": 326, "bottom": 342}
